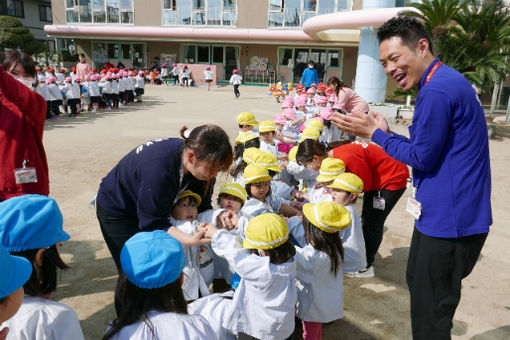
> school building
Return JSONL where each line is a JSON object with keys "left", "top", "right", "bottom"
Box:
{"left": 45, "top": 0, "right": 411, "bottom": 102}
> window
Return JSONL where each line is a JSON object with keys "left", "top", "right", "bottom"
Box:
{"left": 163, "top": 0, "right": 237, "bottom": 26}
{"left": 212, "top": 46, "right": 223, "bottom": 63}
{"left": 39, "top": 5, "right": 52, "bottom": 22}
{"left": 66, "top": 0, "right": 134, "bottom": 24}
{"left": 197, "top": 46, "right": 210, "bottom": 63}
{"left": 268, "top": 0, "right": 351, "bottom": 28}
{"left": 182, "top": 45, "right": 196, "bottom": 63}
{"left": 108, "top": 43, "right": 119, "bottom": 59}
{"left": 7, "top": 0, "right": 24, "bottom": 18}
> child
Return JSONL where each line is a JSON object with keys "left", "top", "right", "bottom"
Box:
{"left": 203, "top": 66, "right": 213, "bottom": 91}
{"left": 303, "top": 157, "right": 344, "bottom": 203}
{"left": 189, "top": 213, "right": 297, "bottom": 339}
{"left": 236, "top": 111, "right": 258, "bottom": 134}
{"left": 126, "top": 71, "right": 135, "bottom": 103}
{"left": 171, "top": 63, "right": 180, "bottom": 85}
{"left": 88, "top": 74, "right": 101, "bottom": 112}
{"left": 328, "top": 172, "right": 368, "bottom": 276}
{"left": 0, "top": 195, "right": 84, "bottom": 339}
{"left": 0, "top": 244, "right": 32, "bottom": 339}
{"left": 217, "top": 182, "right": 247, "bottom": 214}
{"left": 180, "top": 65, "right": 190, "bottom": 87}
{"left": 170, "top": 191, "right": 213, "bottom": 301}
{"left": 286, "top": 145, "right": 319, "bottom": 193}
{"left": 135, "top": 71, "right": 145, "bottom": 102}
{"left": 117, "top": 72, "right": 126, "bottom": 106}
{"left": 259, "top": 120, "right": 278, "bottom": 157}
{"left": 35, "top": 74, "right": 52, "bottom": 120}
{"left": 60, "top": 76, "right": 81, "bottom": 117}
{"left": 56, "top": 68, "right": 66, "bottom": 83}
{"left": 160, "top": 64, "right": 169, "bottom": 85}
{"left": 320, "top": 107, "right": 344, "bottom": 143}
{"left": 241, "top": 164, "right": 299, "bottom": 219}
{"left": 111, "top": 74, "right": 120, "bottom": 109}
{"left": 305, "top": 118, "right": 324, "bottom": 134}
{"left": 100, "top": 75, "right": 113, "bottom": 110}
{"left": 229, "top": 69, "right": 242, "bottom": 99}
{"left": 299, "top": 127, "right": 321, "bottom": 143}
{"left": 296, "top": 201, "right": 351, "bottom": 339}
{"left": 102, "top": 231, "right": 217, "bottom": 339}
{"left": 46, "top": 76, "right": 63, "bottom": 118}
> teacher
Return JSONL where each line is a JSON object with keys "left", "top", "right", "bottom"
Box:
{"left": 333, "top": 16, "right": 491, "bottom": 339}
{"left": 96, "top": 125, "right": 233, "bottom": 314}
{"left": 300, "top": 60, "right": 319, "bottom": 90}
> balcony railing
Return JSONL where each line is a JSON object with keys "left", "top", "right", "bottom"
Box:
{"left": 163, "top": 6, "right": 237, "bottom": 26}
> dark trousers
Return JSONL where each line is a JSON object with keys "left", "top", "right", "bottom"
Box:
{"left": 67, "top": 98, "right": 80, "bottom": 115}
{"left": 233, "top": 84, "right": 240, "bottom": 97}
{"left": 406, "top": 228, "right": 487, "bottom": 339}
{"left": 362, "top": 187, "right": 406, "bottom": 267}
{"left": 96, "top": 202, "right": 140, "bottom": 316}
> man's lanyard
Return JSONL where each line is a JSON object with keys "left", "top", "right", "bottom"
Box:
{"left": 424, "top": 61, "right": 442, "bottom": 85}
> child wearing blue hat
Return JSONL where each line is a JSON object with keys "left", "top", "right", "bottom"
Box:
{"left": 0, "top": 195, "right": 84, "bottom": 340}
{"left": 103, "top": 230, "right": 217, "bottom": 340}
{"left": 0, "top": 245, "right": 32, "bottom": 339}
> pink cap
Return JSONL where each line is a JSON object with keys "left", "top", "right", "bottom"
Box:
{"left": 320, "top": 107, "right": 334, "bottom": 120}
{"left": 298, "top": 124, "right": 306, "bottom": 133}
{"left": 295, "top": 97, "right": 307, "bottom": 107}
{"left": 282, "top": 101, "right": 293, "bottom": 109}
{"left": 206, "top": 66, "right": 211, "bottom": 70}
{"left": 273, "top": 114, "right": 286, "bottom": 124}
{"left": 105, "top": 75, "right": 111, "bottom": 80}
{"left": 315, "top": 96, "right": 327, "bottom": 104}
{"left": 49, "top": 76, "right": 57, "bottom": 82}
{"left": 74, "top": 77, "right": 81, "bottom": 82}
{"left": 307, "top": 88, "right": 316, "bottom": 94}
{"left": 333, "top": 102, "right": 345, "bottom": 110}
{"left": 65, "top": 76, "right": 72, "bottom": 82}
{"left": 283, "top": 96, "right": 294, "bottom": 104}
{"left": 122, "top": 71, "right": 128, "bottom": 77}
{"left": 128, "top": 71, "right": 134, "bottom": 76}
{"left": 173, "top": 63, "right": 177, "bottom": 66}
{"left": 284, "top": 108, "right": 297, "bottom": 120}
{"left": 162, "top": 64, "right": 166, "bottom": 67}
{"left": 138, "top": 70, "right": 144, "bottom": 75}
{"left": 93, "top": 74, "right": 100, "bottom": 81}
{"left": 233, "top": 69, "right": 238, "bottom": 74}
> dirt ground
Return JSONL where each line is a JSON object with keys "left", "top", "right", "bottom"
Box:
{"left": 43, "top": 85, "right": 510, "bottom": 340}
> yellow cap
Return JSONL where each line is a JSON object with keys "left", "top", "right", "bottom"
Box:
{"left": 219, "top": 182, "right": 248, "bottom": 203}
{"left": 299, "top": 128, "right": 321, "bottom": 143}
{"left": 315, "top": 157, "right": 345, "bottom": 183}
{"left": 302, "top": 201, "right": 351, "bottom": 233}
{"left": 243, "top": 164, "right": 272, "bottom": 184}
{"left": 243, "top": 148, "right": 281, "bottom": 173}
{"left": 235, "top": 131, "right": 259, "bottom": 145}
{"left": 305, "top": 119, "right": 324, "bottom": 132}
{"left": 288, "top": 146, "right": 298, "bottom": 162}
{"left": 242, "top": 213, "right": 289, "bottom": 249}
{"left": 177, "top": 190, "right": 202, "bottom": 207}
{"left": 237, "top": 112, "right": 258, "bottom": 126}
{"left": 328, "top": 172, "right": 364, "bottom": 194}
{"left": 259, "top": 120, "right": 276, "bottom": 133}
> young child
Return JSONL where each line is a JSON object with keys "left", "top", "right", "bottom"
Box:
{"left": 229, "top": 69, "right": 242, "bottom": 99}
{"left": 169, "top": 191, "right": 214, "bottom": 301}
{"left": 0, "top": 195, "right": 84, "bottom": 339}
{"left": 320, "top": 107, "right": 344, "bottom": 143}
{"left": 60, "top": 76, "right": 81, "bottom": 117}
{"left": 35, "top": 74, "right": 52, "bottom": 120}
{"left": 328, "top": 172, "right": 368, "bottom": 276}
{"left": 189, "top": 213, "right": 297, "bottom": 340}
{"left": 303, "top": 157, "right": 344, "bottom": 203}
{"left": 111, "top": 74, "right": 120, "bottom": 109}
{"left": 236, "top": 111, "right": 258, "bottom": 135}
{"left": 135, "top": 71, "right": 145, "bottom": 102}
{"left": 46, "top": 76, "right": 63, "bottom": 118}
{"left": 99, "top": 75, "right": 113, "bottom": 110}
{"left": 299, "top": 127, "right": 321, "bottom": 143}
{"left": 180, "top": 65, "right": 191, "bottom": 87}
{"left": 102, "top": 230, "right": 217, "bottom": 339}
{"left": 241, "top": 164, "right": 299, "bottom": 219}
{"left": 88, "top": 74, "right": 101, "bottom": 112}
{"left": 160, "top": 64, "right": 169, "bottom": 85}
{"left": 171, "top": 63, "right": 180, "bottom": 85}
{"left": 126, "top": 71, "right": 135, "bottom": 103}
{"left": 230, "top": 134, "right": 260, "bottom": 184}
{"left": 258, "top": 120, "right": 278, "bottom": 157}
{"left": 0, "top": 244, "right": 32, "bottom": 339}
{"left": 296, "top": 201, "right": 351, "bottom": 340}
{"left": 203, "top": 66, "right": 213, "bottom": 91}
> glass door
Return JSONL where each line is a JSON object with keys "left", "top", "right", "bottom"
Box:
{"left": 293, "top": 48, "right": 309, "bottom": 83}
{"left": 223, "top": 46, "right": 239, "bottom": 81}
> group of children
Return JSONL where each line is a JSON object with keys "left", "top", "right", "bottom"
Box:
{"left": 35, "top": 66, "right": 146, "bottom": 119}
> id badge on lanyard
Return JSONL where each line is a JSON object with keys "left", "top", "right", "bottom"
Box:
{"left": 406, "top": 179, "right": 422, "bottom": 220}
{"left": 14, "top": 159, "right": 37, "bottom": 184}
{"left": 373, "top": 191, "right": 385, "bottom": 210}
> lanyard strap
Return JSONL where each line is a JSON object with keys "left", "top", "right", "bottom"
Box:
{"left": 424, "top": 61, "right": 442, "bottom": 85}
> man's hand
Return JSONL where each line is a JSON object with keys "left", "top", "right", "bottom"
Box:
{"left": 331, "top": 111, "right": 390, "bottom": 139}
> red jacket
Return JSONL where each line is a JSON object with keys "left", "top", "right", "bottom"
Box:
{"left": 0, "top": 66, "right": 49, "bottom": 199}
{"left": 332, "top": 140, "right": 409, "bottom": 192}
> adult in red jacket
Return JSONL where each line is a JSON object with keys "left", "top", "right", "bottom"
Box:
{"left": 0, "top": 52, "right": 49, "bottom": 200}
{"left": 296, "top": 139, "right": 409, "bottom": 277}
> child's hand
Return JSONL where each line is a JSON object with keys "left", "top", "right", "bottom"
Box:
{"left": 201, "top": 222, "right": 219, "bottom": 239}
{"left": 292, "top": 190, "right": 305, "bottom": 201}
{"left": 217, "top": 210, "right": 238, "bottom": 231}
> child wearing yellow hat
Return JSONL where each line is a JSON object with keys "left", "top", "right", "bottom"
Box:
{"left": 299, "top": 127, "right": 321, "bottom": 143}
{"left": 236, "top": 111, "right": 258, "bottom": 135}
{"left": 258, "top": 120, "right": 278, "bottom": 157}
{"left": 302, "top": 157, "right": 345, "bottom": 204}
{"left": 230, "top": 133, "right": 260, "bottom": 182}
{"left": 295, "top": 201, "right": 351, "bottom": 339}
{"left": 285, "top": 145, "right": 319, "bottom": 193}
{"left": 241, "top": 164, "right": 300, "bottom": 220}
{"left": 328, "top": 172, "right": 368, "bottom": 276}
{"left": 189, "top": 213, "right": 297, "bottom": 339}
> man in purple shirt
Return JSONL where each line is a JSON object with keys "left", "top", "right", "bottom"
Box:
{"left": 333, "top": 16, "right": 491, "bottom": 339}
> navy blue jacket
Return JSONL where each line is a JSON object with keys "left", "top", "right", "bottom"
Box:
{"left": 372, "top": 59, "right": 492, "bottom": 238}
{"left": 97, "top": 138, "right": 213, "bottom": 231}
{"left": 300, "top": 67, "right": 319, "bottom": 88}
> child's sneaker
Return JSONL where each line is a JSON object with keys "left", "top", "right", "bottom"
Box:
{"left": 345, "top": 266, "right": 374, "bottom": 278}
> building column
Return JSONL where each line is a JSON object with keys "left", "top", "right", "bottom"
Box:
{"left": 354, "top": 0, "right": 395, "bottom": 104}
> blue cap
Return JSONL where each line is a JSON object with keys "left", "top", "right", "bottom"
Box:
{"left": 121, "top": 230, "right": 186, "bottom": 289}
{"left": 0, "top": 195, "right": 70, "bottom": 252}
{"left": 0, "top": 244, "right": 32, "bottom": 298}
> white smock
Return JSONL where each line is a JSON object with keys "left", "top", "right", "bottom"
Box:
{"left": 106, "top": 310, "right": 218, "bottom": 340}
{"left": 295, "top": 245, "right": 344, "bottom": 323}
{"left": 340, "top": 204, "right": 367, "bottom": 272}
{"left": 260, "top": 140, "right": 279, "bottom": 157}
{"left": 5, "top": 296, "right": 84, "bottom": 340}
{"left": 241, "top": 196, "right": 283, "bottom": 220}
{"left": 307, "top": 186, "right": 332, "bottom": 204}
{"left": 189, "top": 230, "right": 297, "bottom": 340}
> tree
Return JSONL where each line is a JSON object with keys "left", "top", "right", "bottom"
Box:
{"left": 0, "top": 16, "right": 47, "bottom": 55}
